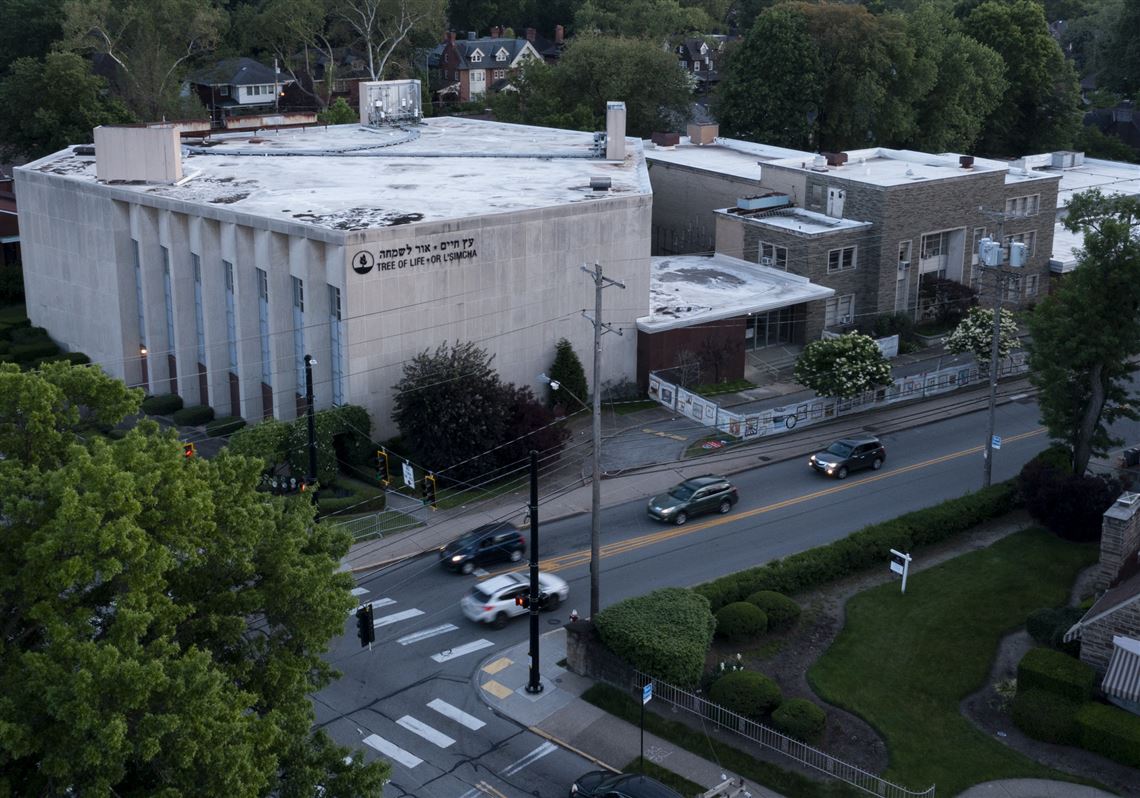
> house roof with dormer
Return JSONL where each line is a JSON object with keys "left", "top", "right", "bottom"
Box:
{"left": 188, "top": 57, "right": 291, "bottom": 87}
{"left": 445, "top": 37, "right": 541, "bottom": 70}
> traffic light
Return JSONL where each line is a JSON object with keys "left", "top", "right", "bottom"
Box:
{"left": 421, "top": 473, "right": 437, "bottom": 509}
{"left": 182, "top": 442, "right": 196, "bottom": 460}
{"left": 376, "top": 449, "right": 389, "bottom": 486}
{"left": 514, "top": 594, "right": 531, "bottom": 609}
{"left": 355, "top": 604, "right": 375, "bottom": 647}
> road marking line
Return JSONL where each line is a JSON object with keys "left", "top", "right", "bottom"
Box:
{"left": 431, "top": 639, "right": 493, "bottom": 662}
{"left": 473, "top": 568, "right": 489, "bottom": 577}
{"left": 373, "top": 608, "right": 424, "bottom": 628}
{"left": 350, "top": 597, "right": 396, "bottom": 615}
{"left": 427, "top": 698, "right": 485, "bottom": 730}
{"left": 481, "top": 679, "right": 513, "bottom": 699}
{"left": 500, "top": 741, "right": 557, "bottom": 776}
{"left": 482, "top": 657, "right": 512, "bottom": 675}
{"left": 396, "top": 715, "right": 455, "bottom": 748}
{"left": 362, "top": 734, "right": 422, "bottom": 769}
{"left": 397, "top": 624, "right": 458, "bottom": 645}
{"left": 350, "top": 587, "right": 369, "bottom": 597}
{"left": 478, "top": 781, "right": 508, "bottom": 798}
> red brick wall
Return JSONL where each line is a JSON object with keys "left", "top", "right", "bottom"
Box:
{"left": 637, "top": 318, "right": 746, "bottom": 390}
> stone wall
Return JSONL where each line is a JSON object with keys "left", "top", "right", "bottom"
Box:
{"left": 1098, "top": 495, "right": 1140, "bottom": 591}
{"left": 564, "top": 620, "right": 636, "bottom": 690}
{"left": 1081, "top": 601, "right": 1140, "bottom": 675}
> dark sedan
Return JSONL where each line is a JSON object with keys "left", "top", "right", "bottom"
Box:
{"left": 570, "top": 771, "right": 682, "bottom": 798}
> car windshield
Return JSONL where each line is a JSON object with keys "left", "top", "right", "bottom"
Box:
{"left": 667, "top": 484, "right": 696, "bottom": 501}
{"left": 826, "top": 442, "right": 854, "bottom": 457}
{"left": 452, "top": 531, "right": 481, "bottom": 548}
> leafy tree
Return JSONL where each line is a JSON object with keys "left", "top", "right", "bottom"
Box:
{"left": 0, "top": 52, "right": 133, "bottom": 160}
{"left": 1061, "top": 0, "right": 1122, "bottom": 78}
{"left": 574, "top": 0, "right": 713, "bottom": 39}
{"left": 497, "top": 384, "right": 571, "bottom": 468}
{"left": 0, "top": 0, "right": 65, "bottom": 74}
{"left": 546, "top": 337, "right": 589, "bottom": 410}
{"left": 336, "top": 0, "right": 446, "bottom": 81}
{"left": 1075, "top": 124, "right": 1140, "bottom": 164}
{"left": 0, "top": 362, "right": 388, "bottom": 796}
{"left": 490, "top": 34, "right": 691, "bottom": 137}
{"left": 1018, "top": 454, "right": 1120, "bottom": 542}
{"left": 713, "top": 4, "right": 821, "bottom": 148}
{"left": 447, "top": 0, "right": 527, "bottom": 34}
{"left": 1027, "top": 189, "right": 1140, "bottom": 475}
{"left": 944, "top": 306, "right": 1019, "bottom": 366}
{"left": 319, "top": 97, "right": 359, "bottom": 124}
{"left": 61, "top": 0, "right": 225, "bottom": 120}
{"left": 793, "top": 333, "right": 892, "bottom": 399}
{"left": 962, "top": 0, "right": 1081, "bottom": 154}
{"left": 255, "top": 0, "right": 340, "bottom": 110}
{"left": 1100, "top": 0, "right": 1140, "bottom": 97}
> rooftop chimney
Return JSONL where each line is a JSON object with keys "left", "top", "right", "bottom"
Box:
{"left": 446, "top": 30, "right": 456, "bottom": 43}
{"left": 526, "top": 27, "right": 536, "bottom": 42}
{"left": 555, "top": 25, "right": 564, "bottom": 44}
{"left": 605, "top": 101, "right": 626, "bottom": 161}
{"left": 94, "top": 124, "right": 182, "bottom": 184}
{"left": 824, "top": 151, "right": 848, "bottom": 167}
{"left": 687, "top": 122, "right": 718, "bottom": 145}
{"left": 491, "top": 25, "right": 501, "bottom": 37}
{"left": 959, "top": 155, "right": 974, "bottom": 169}
{"left": 467, "top": 30, "right": 476, "bottom": 40}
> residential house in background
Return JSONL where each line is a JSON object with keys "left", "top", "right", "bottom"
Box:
{"left": 187, "top": 57, "right": 295, "bottom": 127}
{"left": 434, "top": 30, "right": 546, "bottom": 102}
{"left": 281, "top": 47, "right": 372, "bottom": 111}
{"left": 675, "top": 37, "right": 724, "bottom": 90}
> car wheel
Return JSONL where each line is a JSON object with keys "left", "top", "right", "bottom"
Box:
{"left": 492, "top": 612, "right": 508, "bottom": 629}
{"left": 718, "top": 499, "right": 732, "bottom": 514}
{"left": 674, "top": 511, "right": 688, "bottom": 526}
{"left": 509, "top": 549, "right": 523, "bottom": 563}
{"left": 872, "top": 457, "right": 883, "bottom": 471}
{"left": 460, "top": 561, "right": 474, "bottom": 575}
{"left": 836, "top": 466, "right": 848, "bottom": 479}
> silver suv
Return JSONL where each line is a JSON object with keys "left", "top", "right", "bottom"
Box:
{"left": 460, "top": 572, "right": 569, "bottom": 628}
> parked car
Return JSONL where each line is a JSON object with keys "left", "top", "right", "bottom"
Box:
{"left": 809, "top": 436, "right": 886, "bottom": 479}
{"left": 570, "top": 771, "right": 682, "bottom": 798}
{"left": 439, "top": 522, "right": 526, "bottom": 574}
{"left": 647, "top": 474, "right": 738, "bottom": 525}
{"left": 461, "top": 572, "right": 569, "bottom": 628}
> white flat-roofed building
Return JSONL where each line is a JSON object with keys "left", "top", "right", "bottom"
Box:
{"left": 15, "top": 109, "right": 650, "bottom": 433}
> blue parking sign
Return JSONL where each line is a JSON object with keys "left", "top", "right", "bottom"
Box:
{"left": 642, "top": 682, "right": 653, "bottom": 705}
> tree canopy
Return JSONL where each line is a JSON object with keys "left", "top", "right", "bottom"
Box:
{"left": 944, "top": 306, "right": 1020, "bottom": 366}
{"left": 1027, "top": 189, "right": 1140, "bottom": 475}
{"left": 0, "top": 362, "right": 387, "bottom": 796}
{"left": 574, "top": 0, "right": 713, "bottom": 39}
{"left": 793, "top": 334, "right": 893, "bottom": 399}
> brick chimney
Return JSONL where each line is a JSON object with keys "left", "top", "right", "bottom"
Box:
{"left": 446, "top": 30, "right": 456, "bottom": 43}
{"left": 555, "top": 25, "right": 564, "bottom": 44}
{"left": 526, "top": 27, "right": 536, "bottom": 42}
{"left": 491, "top": 25, "right": 501, "bottom": 37}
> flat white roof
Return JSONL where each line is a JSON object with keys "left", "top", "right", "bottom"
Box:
{"left": 1050, "top": 222, "right": 1086, "bottom": 273}
{"left": 1022, "top": 155, "right": 1140, "bottom": 207}
{"left": 637, "top": 253, "right": 834, "bottom": 333}
{"left": 643, "top": 136, "right": 812, "bottom": 180}
{"left": 23, "top": 118, "right": 652, "bottom": 231}
{"left": 763, "top": 147, "right": 1055, "bottom": 188}
{"left": 716, "top": 206, "right": 872, "bottom": 236}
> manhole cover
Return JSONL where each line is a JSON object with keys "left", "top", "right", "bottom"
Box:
{"left": 547, "top": 618, "right": 562, "bottom": 625}
{"left": 758, "top": 455, "right": 771, "bottom": 462}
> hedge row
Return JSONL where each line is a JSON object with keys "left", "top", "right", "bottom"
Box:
{"left": 1026, "top": 606, "right": 1083, "bottom": 654}
{"left": 747, "top": 591, "right": 801, "bottom": 631}
{"left": 696, "top": 482, "right": 1018, "bottom": 611}
{"left": 1017, "top": 647, "right": 1097, "bottom": 703}
{"left": 708, "top": 671, "right": 781, "bottom": 717}
{"left": 141, "top": 393, "right": 185, "bottom": 416}
{"left": 1011, "top": 688, "right": 1080, "bottom": 745}
{"left": 10, "top": 340, "right": 60, "bottom": 363}
{"left": 172, "top": 405, "right": 215, "bottom": 426}
{"left": 594, "top": 588, "right": 716, "bottom": 687}
{"left": 1077, "top": 701, "right": 1140, "bottom": 768}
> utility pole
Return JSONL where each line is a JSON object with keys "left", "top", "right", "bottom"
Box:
{"left": 581, "top": 263, "right": 625, "bottom": 619}
{"left": 526, "top": 449, "right": 543, "bottom": 694}
{"left": 304, "top": 355, "right": 318, "bottom": 500}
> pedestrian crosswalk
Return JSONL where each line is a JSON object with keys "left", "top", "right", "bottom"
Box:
{"left": 360, "top": 697, "right": 483, "bottom": 771}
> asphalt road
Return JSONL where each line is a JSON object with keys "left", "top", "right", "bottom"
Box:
{"left": 311, "top": 394, "right": 1109, "bottom": 798}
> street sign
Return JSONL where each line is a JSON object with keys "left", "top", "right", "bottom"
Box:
{"left": 992, "top": 435, "right": 1002, "bottom": 450}
{"left": 642, "top": 682, "right": 653, "bottom": 705}
{"left": 402, "top": 461, "right": 415, "bottom": 489}
{"left": 889, "top": 548, "right": 912, "bottom": 593}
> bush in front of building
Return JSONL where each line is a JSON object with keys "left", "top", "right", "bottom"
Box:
{"left": 707, "top": 671, "right": 782, "bottom": 719}
{"left": 9, "top": 325, "right": 50, "bottom": 344}
{"left": 546, "top": 338, "right": 590, "bottom": 411}
{"left": 1011, "top": 688, "right": 1081, "bottom": 745}
{"left": 172, "top": 405, "right": 215, "bottom": 426}
{"left": 1017, "top": 647, "right": 1097, "bottom": 703}
{"left": 1018, "top": 452, "right": 1119, "bottom": 542}
{"left": 1076, "top": 701, "right": 1140, "bottom": 768}
{"left": 11, "top": 339, "right": 61, "bottom": 364}
{"left": 206, "top": 416, "right": 246, "bottom": 437}
{"left": 1026, "top": 606, "right": 1084, "bottom": 654}
{"left": 746, "top": 591, "right": 801, "bottom": 632}
{"left": 140, "top": 393, "right": 185, "bottom": 416}
{"left": 593, "top": 587, "right": 715, "bottom": 688}
{"left": 771, "top": 698, "right": 827, "bottom": 745}
{"left": 714, "top": 602, "right": 768, "bottom": 642}
{"left": 695, "top": 482, "right": 1018, "bottom": 612}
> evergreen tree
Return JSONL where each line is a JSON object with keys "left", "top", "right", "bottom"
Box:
{"left": 546, "top": 338, "right": 590, "bottom": 410}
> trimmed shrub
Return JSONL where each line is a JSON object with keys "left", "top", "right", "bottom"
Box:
{"left": 206, "top": 416, "right": 247, "bottom": 437}
{"left": 696, "top": 481, "right": 1018, "bottom": 611}
{"left": 1018, "top": 454, "right": 1119, "bottom": 542}
{"left": 1076, "top": 701, "right": 1140, "bottom": 768}
{"left": 172, "top": 405, "right": 215, "bottom": 426}
{"left": 708, "top": 671, "right": 782, "bottom": 718}
{"left": 594, "top": 588, "right": 715, "bottom": 687}
{"left": 1026, "top": 606, "right": 1084, "bottom": 654}
{"left": 1017, "top": 647, "right": 1097, "bottom": 702}
{"left": 746, "top": 591, "right": 801, "bottom": 631}
{"left": 10, "top": 339, "right": 60, "bottom": 363}
{"left": 715, "top": 602, "right": 768, "bottom": 642}
{"left": 546, "top": 337, "right": 590, "bottom": 410}
{"left": 1011, "top": 688, "right": 1081, "bottom": 745}
{"left": 140, "top": 393, "right": 185, "bottom": 416}
{"left": 62, "top": 351, "right": 90, "bottom": 365}
{"left": 771, "top": 698, "right": 826, "bottom": 744}
{"left": 9, "top": 325, "right": 49, "bottom": 344}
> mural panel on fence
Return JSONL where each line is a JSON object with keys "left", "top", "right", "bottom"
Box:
{"left": 649, "top": 351, "right": 1028, "bottom": 440}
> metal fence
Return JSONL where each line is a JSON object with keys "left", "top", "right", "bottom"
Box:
{"left": 330, "top": 511, "right": 420, "bottom": 542}
{"left": 634, "top": 671, "right": 935, "bottom": 798}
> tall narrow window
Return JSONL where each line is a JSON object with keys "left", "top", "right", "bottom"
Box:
{"left": 257, "top": 268, "right": 271, "bottom": 387}
{"left": 161, "top": 247, "right": 175, "bottom": 354}
{"left": 132, "top": 239, "right": 146, "bottom": 347}
{"left": 292, "top": 276, "right": 305, "bottom": 394}
{"left": 328, "top": 285, "right": 344, "bottom": 405}
{"left": 192, "top": 254, "right": 205, "bottom": 363}
{"left": 223, "top": 260, "right": 237, "bottom": 370}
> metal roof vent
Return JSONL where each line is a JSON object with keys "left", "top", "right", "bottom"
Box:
{"left": 1116, "top": 492, "right": 1140, "bottom": 507}
{"left": 590, "top": 176, "right": 611, "bottom": 191}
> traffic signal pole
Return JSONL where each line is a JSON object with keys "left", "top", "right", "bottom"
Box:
{"left": 526, "top": 449, "right": 543, "bottom": 694}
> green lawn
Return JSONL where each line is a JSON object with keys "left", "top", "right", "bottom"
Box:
{"left": 620, "top": 758, "right": 705, "bottom": 797}
{"left": 808, "top": 528, "right": 1100, "bottom": 796}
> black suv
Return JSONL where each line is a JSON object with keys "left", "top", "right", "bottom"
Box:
{"left": 809, "top": 436, "right": 886, "bottom": 479}
{"left": 570, "top": 772, "right": 682, "bottom": 798}
{"left": 647, "top": 474, "right": 738, "bottom": 525}
{"left": 440, "top": 522, "right": 526, "bottom": 574}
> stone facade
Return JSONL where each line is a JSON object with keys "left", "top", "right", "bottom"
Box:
{"left": 564, "top": 620, "right": 637, "bottom": 689}
{"left": 1080, "top": 599, "right": 1140, "bottom": 675}
{"left": 1097, "top": 495, "right": 1140, "bottom": 591}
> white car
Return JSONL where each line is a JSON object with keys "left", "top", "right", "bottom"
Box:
{"left": 460, "top": 572, "right": 569, "bottom": 628}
